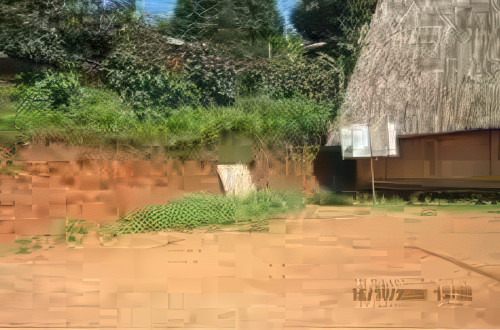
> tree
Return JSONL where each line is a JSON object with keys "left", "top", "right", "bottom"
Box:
{"left": 291, "top": 0, "right": 377, "bottom": 44}
{"left": 171, "top": 0, "right": 284, "bottom": 44}
{"left": 0, "top": 0, "right": 135, "bottom": 66}
{"left": 170, "top": 0, "right": 223, "bottom": 39}
{"left": 232, "top": 0, "right": 284, "bottom": 45}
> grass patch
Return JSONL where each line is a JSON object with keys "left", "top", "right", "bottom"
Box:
{"left": 306, "top": 190, "right": 353, "bottom": 205}
{"left": 16, "top": 90, "right": 332, "bottom": 153}
{"left": 31, "top": 244, "right": 42, "bottom": 250}
{"left": 0, "top": 87, "right": 19, "bottom": 131}
{"left": 98, "top": 189, "right": 305, "bottom": 236}
{"left": 15, "top": 247, "right": 31, "bottom": 254}
{"left": 14, "top": 237, "right": 32, "bottom": 245}
{"left": 234, "top": 189, "right": 305, "bottom": 221}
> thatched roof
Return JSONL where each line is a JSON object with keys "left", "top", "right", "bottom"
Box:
{"left": 327, "top": 0, "right": 500, "bottom": 146}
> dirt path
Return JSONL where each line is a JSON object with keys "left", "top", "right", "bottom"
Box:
{"left": 1, "top": 205, "right": 500, "bottom": 328}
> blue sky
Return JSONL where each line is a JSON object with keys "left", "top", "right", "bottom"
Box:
{"left": 136, "top": 0, "right": 297, "bottom": 28}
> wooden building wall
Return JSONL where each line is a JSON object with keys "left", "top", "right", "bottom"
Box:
{"left": 356, "top": 129, "right": 500, "bottom": 188}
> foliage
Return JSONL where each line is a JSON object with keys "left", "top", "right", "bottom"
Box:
{"left": 103, "top": 25, "right": 240, "bottom": 111}
{"left": 65, "top": 88, "right": 136, "bottom": 132}
{"left": 386, "top": 195, "right": 405, "bottom": 205}
{"left": 269, "top": 33, "right": 303, "bottom": 58}
{"left": 232, "top": 0, "right": 284, "bottom": 45}
{"left": 171, "top": 0, "right": 284, "bottom": 44}
{"left": 104, "top": 58, "right": 199, "bottom": 117}
{"left": 262, "top": 52, "right": 345, "bottom": 104}
{"left": 291, "top": 0, "right": 377, "bottom": 43}
{"left": 23, "top": 70, "right": 83, "bottom": 109}
{"left": 17, "top": 91, "right": 333, "bottom": 151}
{"left": 104, "top": 57, "right": 201, "bottom": 118}
{"left": 170, "top": 0, "right": 221, "bottom": 39}
{"left": 291, "top": 0, "right": 377, "bottom": 85}
{"left": 240, "top": 96, "right": 332, "bottom": 147}
{"left": 234, "top": 189, "right": 305, "bottom": 221}
{"left": 0, "top": 0, "right": 136, "bottom": 66}
{"left": 306, "top": 190, "right": 353, "bottom": 205}
{"left": 32, "top": 244, "right": 43, "bottom": 250}
{"left": 183, "top": 45, "right": 238, "bottom": 106}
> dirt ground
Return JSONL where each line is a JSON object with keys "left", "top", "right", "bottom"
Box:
{"left": 1, "top": 205, "right": 500, "bottom": 329}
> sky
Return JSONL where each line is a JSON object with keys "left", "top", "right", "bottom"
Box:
{"left": 136, "top": 0, "right": 297, "bottom": 28}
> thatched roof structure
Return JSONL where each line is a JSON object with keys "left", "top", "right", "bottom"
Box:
{"left": 327, "top": 0, "right": 500, "bottom": 145}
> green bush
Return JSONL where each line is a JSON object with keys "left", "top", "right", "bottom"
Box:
{"left": 234, "top": 189, "right": 305, "bottom": 221}
{"left": 66, "top": 88, "right": 135, "bottom": 133}
{"left": 306, "top": 190, "right": 353, "bottom": 205}
{"left": 104, "top": 47, "right": 201, "bottom": 118}
{"left": 386, "top": 195, "right": 405, "bottom": 205}
{"left": 237, "top": 96, "right": 333, "bottom": 146}
{"left": 262, "top": 53, "right": 345, "bottom": 103}
{"left": 16, "top": 69, "right": 82, "bottom": 109}
{"left": 183, "top": 45, "right": 237, "bottom": 107}
{"left": 0, "top": 86, "right": 22, "bottom": 103}
{"left": 0, "top": 0, "right": 136, "bottom": 65}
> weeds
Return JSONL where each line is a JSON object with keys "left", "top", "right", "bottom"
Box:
{"left": 13, "top": 85, "right": 332, "bottom": 152}
{"left": 98, "top": 189, "right": 305, "bottom": 236}
{"left": 306, "top": 190, "right": 353, "bottom": 205}
{"left": 15, "top": 247, "right": 31, "bottom": 254}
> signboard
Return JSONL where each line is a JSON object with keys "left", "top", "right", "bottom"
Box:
{"left": 340, "top": 116, "right": 400, "bottom": 159}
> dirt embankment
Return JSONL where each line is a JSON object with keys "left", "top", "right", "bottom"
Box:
{"left": 0, "top": 143, "right": 319, "bottom": 241}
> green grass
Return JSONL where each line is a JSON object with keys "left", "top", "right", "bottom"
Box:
{"left": 234, "top": 189, "right": 305, "bottom": 221}
{"left": 13, "top": 86, "right": 332, "bottom": 153}
{"left": 15, "top": 247, "right": 31, "bottom": 254}
{"left": 306, "top": 190, "right": 354, "bottom": 206}
{"left": 14, "top": 237, "right": 32, "bottom": 245}
{"left": 99, "top": 189, "right": 305, "bottom": 236}
{"left": 0, "top": 87, "right": 18, "bottom": 131}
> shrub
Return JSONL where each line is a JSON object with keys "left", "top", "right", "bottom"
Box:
{"left": 66, "top": 88, "right": 135, "bottom": 133}
{"left": 0, "top": 86, "right": 22, "bottom": 103}
{"left": 262, "top": 52, "right": 345, "bottom": 103}
{"left": 244, "top": 96, "right": 333, "bottom": 147}
{"left": 16, "top": 69, "right": 82, "bottom": 109}
{"left": 183, "top": 45, "right": 237, "bottom": 107}
{"left": 234, "top": 189, "right": 305, "bottom": 221}
{"left": 387, "top": 195, "right": 405, "bottom": 205}
{"left": 104, "top": 46, "right": 201, "bottom": 118}
{"left": 306, "top": 190, "right": 353, "bottom": 205}
{"left": 0, "top": 0, "right": 136, "bottom": 65}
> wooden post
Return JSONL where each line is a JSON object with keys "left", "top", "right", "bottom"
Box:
{"left": 490, "top": 129, "right": 492, "bottom": 176}
{"left": 370, "top": 156, "right": 376, "bottom": 205}
{"left": 369, "top": 126, "right": 377, "bottom": 205}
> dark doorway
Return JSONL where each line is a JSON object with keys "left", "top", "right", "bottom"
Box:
{"left": 314, "top": 146, "right": 357, "bottom": 191}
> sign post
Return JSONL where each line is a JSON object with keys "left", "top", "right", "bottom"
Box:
{"left": 369, "top": 127, "right": 377, "bottom": 205}
{"left": 340, "top": 117, "right": 400, "bottom": 203}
